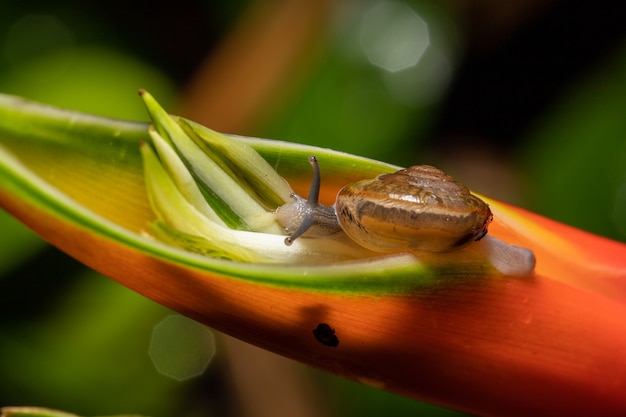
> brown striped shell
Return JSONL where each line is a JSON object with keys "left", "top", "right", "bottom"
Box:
{"left": 335, "top": 165, "right": 492, "bottom": 252}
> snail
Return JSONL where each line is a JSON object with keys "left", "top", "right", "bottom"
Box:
{"left": 277, "top": 156, "right": 536, "bottom": 275}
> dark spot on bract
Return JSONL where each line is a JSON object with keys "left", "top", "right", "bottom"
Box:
{"left": 313, "top": 323, "right": 339, "bottom": 347}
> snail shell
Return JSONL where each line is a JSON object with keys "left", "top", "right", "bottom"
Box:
{"left": 335, "top": 165, "right": 492, "bottom": 252}
{"left": 277, "top": 157, "right": 492, "bottom": 253}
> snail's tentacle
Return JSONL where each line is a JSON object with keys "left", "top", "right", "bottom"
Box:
{"left": 284, "top": 213, "right": 315, "bottom": 245}
{"left": 307, "top": 155, "right": 321, "bottom": 205}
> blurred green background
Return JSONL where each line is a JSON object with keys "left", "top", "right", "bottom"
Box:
{"left": 1, "top": 0, "right": 625, "bottom": 416}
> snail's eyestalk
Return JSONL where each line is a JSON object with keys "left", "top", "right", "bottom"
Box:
{"left": 306, "top": 155, "right": 321, "bottom": 205}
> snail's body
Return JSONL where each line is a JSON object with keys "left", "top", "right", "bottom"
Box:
{"left": 276, "top": 157, "right": 492, "bottom": 253}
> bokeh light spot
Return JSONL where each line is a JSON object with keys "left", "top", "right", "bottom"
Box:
{"left": 149, "top": 315, "right": 216, "bottom": 381}
{"left": 359, "top": 1, "right": 430, "bottom": 73}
